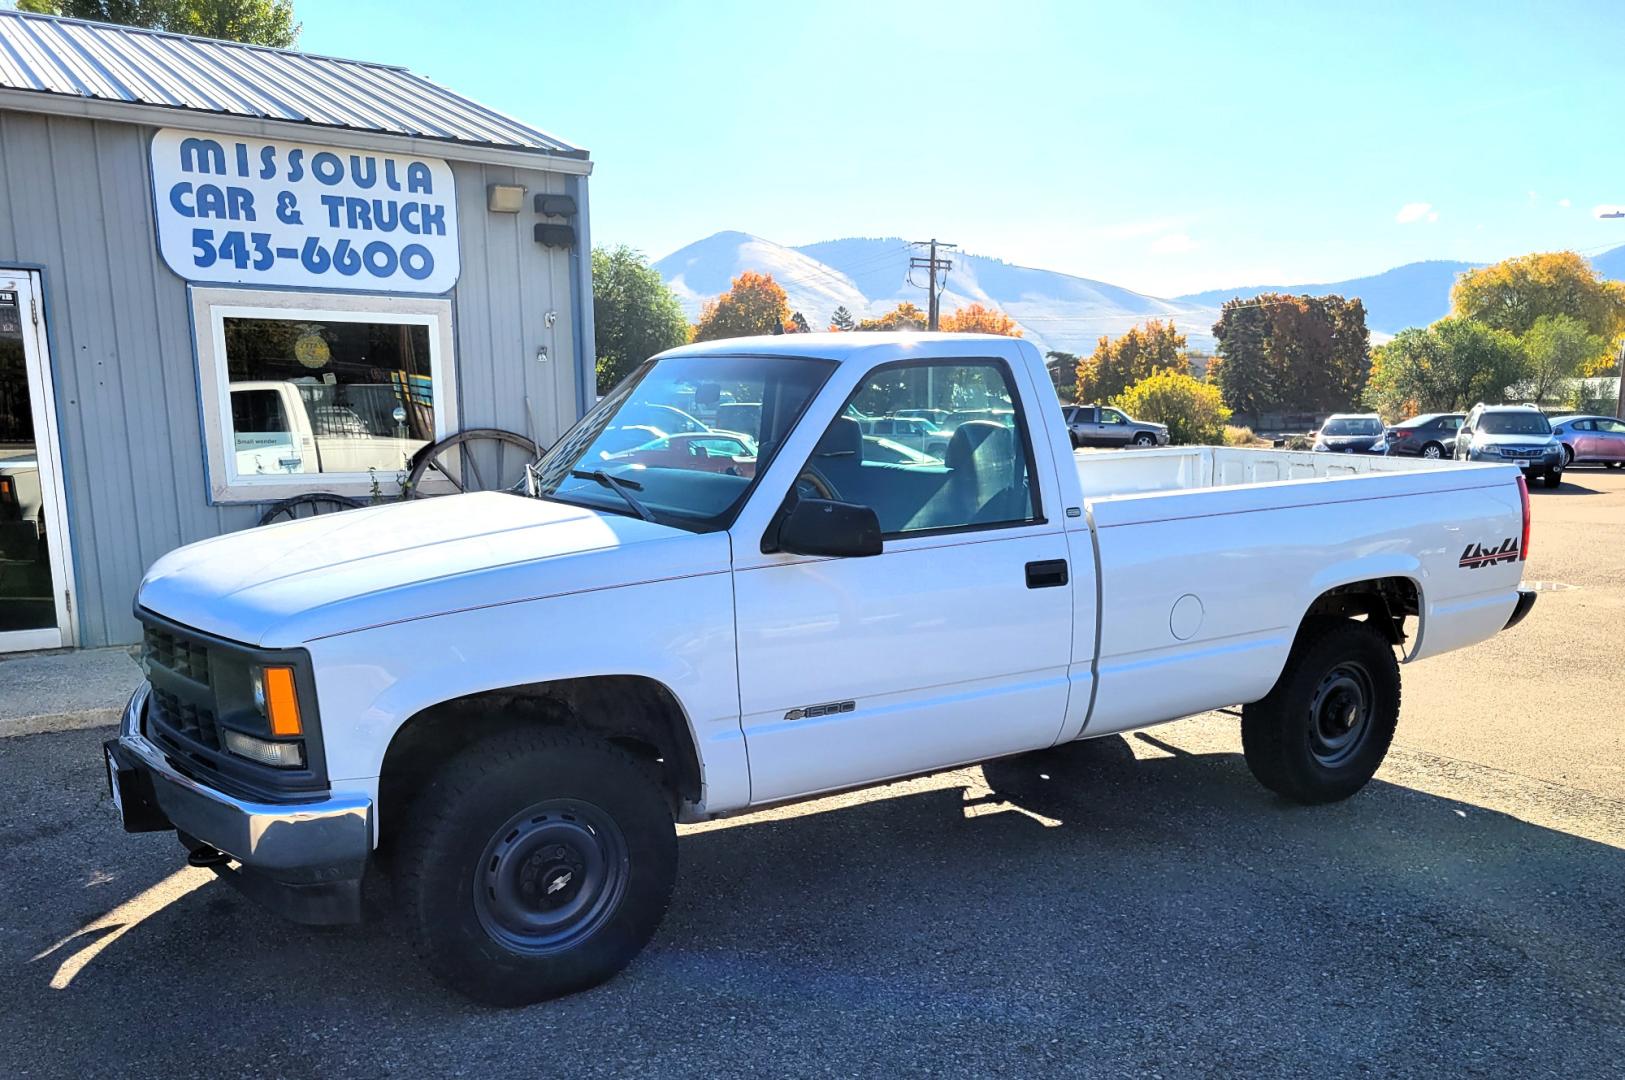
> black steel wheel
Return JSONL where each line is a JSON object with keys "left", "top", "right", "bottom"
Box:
{"left": 473, "top": 798, "right": 629, "bottom": 956}
{"left": 393, "top": 729, "right": 676, "bottom": 1006}
{"left": 1242, "top": 617, "right": 1400, "bottom": 804}
{"left": 256, "top": 492, "right": 366, "bottom": 526}
{"left": 405, "top": 428, "right": 541, "bottom": 499}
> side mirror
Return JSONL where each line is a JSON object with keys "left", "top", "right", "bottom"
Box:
{"left": 770, "top": 498, "right": 882, "bottom": 558}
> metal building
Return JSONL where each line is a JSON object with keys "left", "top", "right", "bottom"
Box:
{"left": 0, "top": 11, "right": 594, "bottom": 649}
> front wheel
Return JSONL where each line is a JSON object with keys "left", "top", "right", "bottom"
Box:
{"left": 1241, "top": 618, "right": 1400, "bottom": 804}
{"left": 393, "top": 729, "right": 677, "bottom": 1005}
{"left": 1543, "top": 470, "right": 1563, "bottom": 489}
{"left": 1133, "top": 433, "right": 1156, "bottom": 447}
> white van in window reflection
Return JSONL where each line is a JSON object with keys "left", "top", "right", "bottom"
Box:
{"left": 230, "top": 381, "right": 428, "bottom": 478}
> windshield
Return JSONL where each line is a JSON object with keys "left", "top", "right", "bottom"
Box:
{"left": 533, "top": 354, "right": 833, "bottom": 530}
{"left": 1478, "top": 412, "right": 1552, "bottom": 436}
{"left": 1322, "top": 418, "right": 1383, "bottom": 436}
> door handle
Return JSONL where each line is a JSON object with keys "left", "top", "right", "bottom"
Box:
{"left": 1025, "top": 559, "right": 1068, "bottom": 589}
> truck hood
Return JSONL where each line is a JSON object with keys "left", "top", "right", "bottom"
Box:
{"left": 137, "top": 493, "right": 723, "bottom": 647}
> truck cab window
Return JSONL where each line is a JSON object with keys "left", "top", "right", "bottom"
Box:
{"left": 799, "top": 359, "right": 1039, "bottom": 536}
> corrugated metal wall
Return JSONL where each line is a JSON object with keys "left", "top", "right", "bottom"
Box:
{"left": 0, "top": 109, "right": 583, "bottom": 646}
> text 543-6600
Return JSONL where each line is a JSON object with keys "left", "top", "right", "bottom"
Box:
{"left": 189, "top": 228, "right": 436, "bottom": 282}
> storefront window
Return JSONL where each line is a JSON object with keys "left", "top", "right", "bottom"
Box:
{"left": 190, "top": 288, "right": 456, "bottom": 504}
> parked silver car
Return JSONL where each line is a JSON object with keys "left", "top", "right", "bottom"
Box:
{"left": 1062, "top": 404, "right": 1169, "bottom": 448}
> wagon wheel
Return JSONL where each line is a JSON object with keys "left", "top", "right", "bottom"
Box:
{"left": 257, "top": 492, "right": 366, "bottom": 527}
{"left": 406, "top": 428, "right": 541, "bottom": 499}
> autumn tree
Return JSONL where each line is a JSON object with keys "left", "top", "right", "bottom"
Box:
{"left": 1364, "top": 318, "right": 1528, "bottom": 418}
{"left": 828, "top": 306, "right": 856, "bottom": 331}
{"left": 939, "top": 303, "right": 1022, "bottom": 336}
{"left": 1075, "top": 319, "right": 1187, "bottom": 403}
{"left": 693, "top": 271, "right": 792, "bottom": 342}
{"left": 785, "top": 311, "right": 811, "bottom": 334}
{"left": 855, "top": 302, "right": 927, "bottom": 332}
{"left": 18, "top": 0, "right": 301, "bottom": 47}
{"left": 1521, "top": 314, "right": 1602, "bottom": 405}
{"left": 1451, "top": 251, "right": 1625, "bottom": 347}
{"left": 1210, "top": 294, "right": 1370, "bottom": 416}
{"left": 590, "top": 245, "right": 690, "bottom": 393}
{"left": 1112, "top": 371, "right": 1231, "bottom": 445}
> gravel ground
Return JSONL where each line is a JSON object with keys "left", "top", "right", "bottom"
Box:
{"left": 2, "top": 470, "right": 1622, "bottom": 1079}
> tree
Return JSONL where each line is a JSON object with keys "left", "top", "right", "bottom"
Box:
{"left": 19, "top": 0, "right": 301, "bottom": 47}
{"left": 1075, "top": 318, "right": 1186, "bottom": 403}
{"left": 693, "top": 270, "right": 792, "bottom": 342}
{"left": 855, "top": 301, "right": 927, "bottom": 332}
{"left": 1210, "top": 294, "right": 1371, "bottom": 416}
{"left": 938, "top": 303, "right": 1022, "bottom": 336}
{"left": 590, "top": 245, "right": 690, "bottom": 393}
{"left": 1112, "top": 370, "right": 1231, "bottom": 445}
{"left": 1451, "top": 251, "right": 1625, "bottom": 344}
{"left": 1364, "top": 318, "right": 1528, "bottom": 418}
{"left": 828, "top": 306, "right": 856, "bottom": 332}
{"left": 785, "top": 311, "right": 811, "bottom": 334}
{"left": 1521, "top": 314, "right": 1602, "bottom": 405}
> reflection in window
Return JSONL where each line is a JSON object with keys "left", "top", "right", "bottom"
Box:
{"left": 222, "top": 317, "right": 433, "bottom": 478}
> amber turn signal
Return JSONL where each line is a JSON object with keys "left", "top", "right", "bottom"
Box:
{"left": 261, "top": 666, "right": 303, "bottom": 737}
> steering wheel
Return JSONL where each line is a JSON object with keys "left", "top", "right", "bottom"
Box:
{"left": 795, "top": 468, "right": 838, "bottom": 501}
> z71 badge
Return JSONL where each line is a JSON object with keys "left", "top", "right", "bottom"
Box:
{"left": 1459, "top": 538, "right": 1519, "bottom": 569}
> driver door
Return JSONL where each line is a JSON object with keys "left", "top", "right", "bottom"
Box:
{"left": 730, "top": 355, "right": 1080, "bottom": 804}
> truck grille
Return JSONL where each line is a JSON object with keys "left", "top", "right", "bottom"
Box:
{"left": 144, "top": 625, "right": 211, "bottom": 686}
{"left": 149, "top": 687, "right": 221, "bottom": 750}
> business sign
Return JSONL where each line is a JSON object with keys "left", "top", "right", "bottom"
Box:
{"left": 151, "top": 128, "right": 460, "bottom": 294}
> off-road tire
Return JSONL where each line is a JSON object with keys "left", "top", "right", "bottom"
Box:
{"left": 393, "top": 728, "right": 677, "bottom": 1006}
{"left": 1242, "top": 618, "right": 1400, "bottom": 804}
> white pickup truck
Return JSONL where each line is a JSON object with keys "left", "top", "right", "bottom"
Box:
{"left": 107, "top": 333, "right": 1536, "bottom": 1005}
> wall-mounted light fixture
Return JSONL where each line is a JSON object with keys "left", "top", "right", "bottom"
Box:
{"left": 487, "top": 184, "right": 526, "bottom": 213}
{"left": 534, "top": 194, "right": 577, "bottom": 218}
{"left": 534, "top": 223, "right": 576, "bottom": 248}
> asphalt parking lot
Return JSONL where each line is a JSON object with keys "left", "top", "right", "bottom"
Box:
{"left": 2, "top": 470, "right": 1622, "bottom": 1079}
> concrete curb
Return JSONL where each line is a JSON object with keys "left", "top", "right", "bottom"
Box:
{"left": 0, "top": 708, "right": 122, "bottom": 738}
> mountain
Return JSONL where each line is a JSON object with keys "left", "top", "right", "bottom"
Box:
{"left": 653, "top": 232, "right": 1215, "bottom": 354}
{"left": 1175, "top": 260, "right": 1482, "bottom": 336}
{"left": 655, "top": 233, "right": 1625, "bottom": 353}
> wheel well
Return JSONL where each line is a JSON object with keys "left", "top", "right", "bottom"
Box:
{"left": 377, "top": 675, "right": 701, "bottom": 844}
{"left": 1300, "top": 577, "right": 1420, "bottom": 646}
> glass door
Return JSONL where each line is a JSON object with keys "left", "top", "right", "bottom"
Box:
{"left": 0, "top": 272, "right": 74, "bottom": 651}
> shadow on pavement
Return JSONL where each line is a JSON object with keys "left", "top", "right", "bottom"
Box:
{"left": 4, "top": 727, "right": 1623, "bottom": 1076}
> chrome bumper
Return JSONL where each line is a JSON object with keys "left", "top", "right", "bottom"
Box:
{"left": 113, "top": 684, "right": 372, "bottom": 885}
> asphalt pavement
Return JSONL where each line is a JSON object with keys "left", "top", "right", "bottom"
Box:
{"left": 2, "top": 469, "right": 1622, "bottom": 1079}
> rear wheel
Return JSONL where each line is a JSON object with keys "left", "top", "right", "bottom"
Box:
{"left": 1242, "top": 618, "right": 1400, "bottom": 804}
{"left": 393, "top": 729, "right": 677, "bottom": 1005}
{"left": 1420, "top": 442, "right": 1443, "bottom": 460}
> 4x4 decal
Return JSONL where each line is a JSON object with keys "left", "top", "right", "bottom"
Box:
{"left": 1459, "top": 538, "right": 1518, "bottom": 569}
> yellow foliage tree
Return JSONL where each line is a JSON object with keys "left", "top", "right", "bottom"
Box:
{"left": 1075, "top": 319, "right": 1188, "bottom": 403}
{"left": 855, "top": 302, "right": 928, "bottom": 331}
{"left": 693, "top": 271, "right": 792, "bottom": 341}
{"left": 939, "top": 303, "right": 1023, "bottom": 336}
{"left": 1451, "top": 251, "right": 1625, "bottom": 357}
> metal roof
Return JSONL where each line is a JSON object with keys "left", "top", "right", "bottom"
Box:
{"left": 0, "top": 11, "right": 585, "bottom": 159}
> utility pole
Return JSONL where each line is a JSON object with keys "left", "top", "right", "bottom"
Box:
{"left": 1615, "top": 336, "right": 1624, "bottom": 420}
{"left": 909, "top": 238, "right": 957, "bottom": 330}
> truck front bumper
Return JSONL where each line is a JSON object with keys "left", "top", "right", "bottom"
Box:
{"left": 105, "top": 683, "right": 372, "bottom": 924}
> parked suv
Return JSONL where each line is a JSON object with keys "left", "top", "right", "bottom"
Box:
{"left": 1455, "top": 403, "right": 1564, "bottom": 487}
{"left": 1385, "top": 413, "right": 1464, "bottom": 459}
{"left": 1313, "top": 413, "right": 1388, "bottom": 455}
{"left": 1062, "top": 404, "right": 1169, "bottom": 448}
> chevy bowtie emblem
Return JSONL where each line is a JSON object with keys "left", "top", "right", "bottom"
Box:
{"left": 1459, "top": 538, "right": 1518, "bottom": 569}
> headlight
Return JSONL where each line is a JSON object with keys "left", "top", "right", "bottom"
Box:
{"left": 1371, "top": 439, "right": 1387, "bottom": 452}
{"left": 221, "top": 729, "right": 306, "bottom": 768}
{"left": 1313, "top": 441, "right": 1329, "bottom": 452}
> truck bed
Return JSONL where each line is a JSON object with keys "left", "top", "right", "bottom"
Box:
{"left": 1073, "top": 444, "right": 1474, "bottom": 501}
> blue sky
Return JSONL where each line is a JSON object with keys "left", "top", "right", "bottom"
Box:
{"left": 298, "top": 0, "right": 1625, "bottom": 297}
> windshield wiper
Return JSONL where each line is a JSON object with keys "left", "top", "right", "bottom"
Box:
{"left": 569, "top": 469, "right": 657, "bottom": 522}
